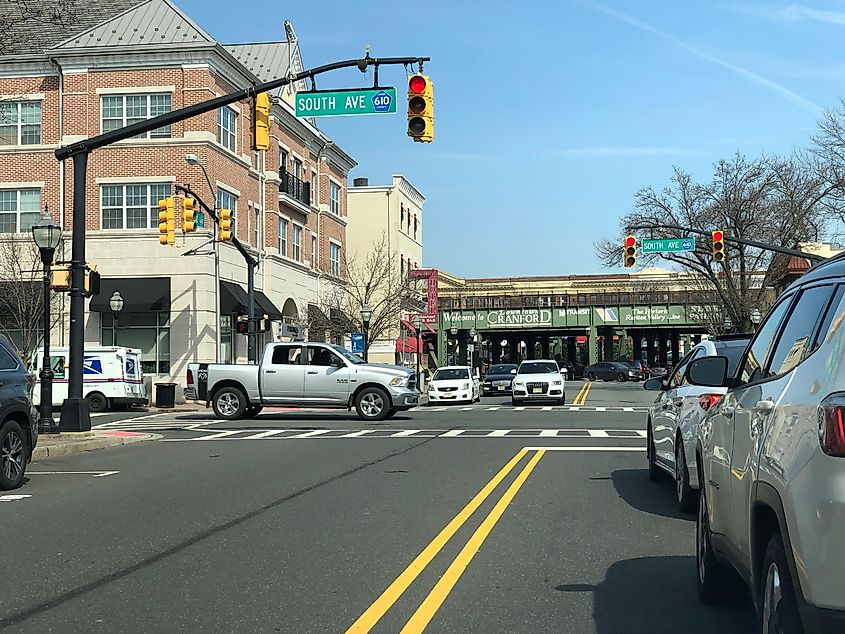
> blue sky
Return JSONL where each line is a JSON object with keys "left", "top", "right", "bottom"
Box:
{"left": 180, "top": 0, "right": 845, "bottom": 277}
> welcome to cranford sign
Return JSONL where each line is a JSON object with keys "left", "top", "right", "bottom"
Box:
{"left": 440, "top": 305, "right": 701, "bottom": 330}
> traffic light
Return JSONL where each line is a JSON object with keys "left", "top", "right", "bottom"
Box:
{"left": 407, "top": 74, "right": 434, "bottom": 143}
{"left": 252, "top": 92, "right": 270, "bottom": 151}
{"left": 624, "top": 235, "right": 637, "bottom": 268}
{"left": 182, "top": 196, "right": 196, "bottom": 233}
{"left": 218, "top": 208, "right": 232, "bottom": 242}
{"left": 712, "top": 230, "right": 726, "bottom": 263}
{"left": 158, "top": 197, "right": 175, "bottom": 245}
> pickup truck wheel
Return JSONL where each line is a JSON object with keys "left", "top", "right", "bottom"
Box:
{"left": 355, "top": 387, "right": 390, "bottom": 421}
{"left": 212, "top": 387, "right": 247, "bottom": 420}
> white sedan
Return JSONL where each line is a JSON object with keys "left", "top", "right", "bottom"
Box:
{"left": 511, "top": 360, "right": 566, "bottom": 405}
{"left": 427, "top": 366, "right": 480, "bottom": 405}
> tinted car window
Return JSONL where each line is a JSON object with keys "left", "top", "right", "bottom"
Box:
{"left": 814, "top": 285, "right": 845, "bottom": 351}
{"left": 0, "top": 345, "right": 19, "bottom": 370}
{"left": 271, "top": 345, "right": 300, "bottom": 365}
{"left": 668, "top": 351, "right": 694, "bottom": 389}
{"left": 740, "top": 296, "right": 793, "bottom": 384}
{"left": 714, "top": 340, "right": 748, "bottom": 378}
{"left": 519, "top": 362, "right": 558, "bottom": 374}
{"left": 488, "top": 364, "right": 516, "bottom": 374}
{"left": 766, "top": 286, "right": 833, "bottom": 379}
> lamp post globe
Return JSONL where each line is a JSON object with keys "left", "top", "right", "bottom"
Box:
{"left": 723, "top": 316, "right": 733, "bottom": 333}
{"left": 110, "top": 291, "right": 124, "bottom": 346}
{"left": 750, "top": 308, "right": 762, "bottom": 326}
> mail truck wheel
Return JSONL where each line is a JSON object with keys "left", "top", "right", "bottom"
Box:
{"left": 355, "top": 387, "right": 390, "bottom": 421}
{"left": 86, "top": 392, "right": 108, "bottom": 413}
{"left": 212, "top": 386, "right": 247, "bottom": 420}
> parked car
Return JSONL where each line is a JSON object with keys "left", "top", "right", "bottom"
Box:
{"left": 692, "top": 257, "right": 845, "bottom": 631}
{"left": 428, "top": 366, "right": 480, "bottom": 404}
{"left": 619, "top": 360, "right": 647, "bottom": 381}
{"left": 643, "top": 334, "right": 751, "bottom": 511}
{"left": 584, "top": 361, "right": 639, "bottom": 382}
{"left": 512, "top": 360, "right": 566, "bottom": 405}
{"left": 0, "top": 335, "right": 37, "bottom": 490}
{"left": 647, "top": 364, "right": 669, "bottom": 378}
{"left": 185, "top": 342, "right": 418, "bottom": 422}
{"left": 481, "top": 363, "right": 518, "bottom": 395}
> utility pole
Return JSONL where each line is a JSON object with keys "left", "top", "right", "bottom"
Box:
{"left": 53, "top": 53, "right": 430, "bottom": 431}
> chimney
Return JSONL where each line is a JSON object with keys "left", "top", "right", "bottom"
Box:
{"left": 352, "top": 177, "right": 369, "bottom": 187}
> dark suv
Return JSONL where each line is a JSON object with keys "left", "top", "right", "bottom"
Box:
{"left": 0, "top": 335, "right": 37, "bottom": 490}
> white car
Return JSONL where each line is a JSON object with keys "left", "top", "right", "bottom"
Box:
{"left": 427, "top": 366, "right": 480, "bottom": 405}
{"left": 511, "top": 359, "right": 566, "bottom": 405}
{"left": 644, "top": 335, "right": 750, "bottom": 511}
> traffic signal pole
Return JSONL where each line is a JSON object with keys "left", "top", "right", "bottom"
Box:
{"left": 176, "top": 184, "right": 259, "bottom": 364}
{"left": 53, "top": 53, "right": 430, "bottom": 430}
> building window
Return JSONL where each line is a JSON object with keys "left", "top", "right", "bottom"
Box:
{"left": 414, "top": 216, "right": 418, "bottom": 240}
{"left": 101, "top": 94, "right": 171, "bottom": 138}
{"left": 400, "top": 203, "right": 405, "bottom": 227}
{"left": 101, "top": 312, "right": 170, "bottom": 374}
{"left": 278, "top": 217, "right": 288, "bottom": 256}
{"left": 253, "top": 206, "right": 260, "bottom": 246}
{"left": 216, "top": 188, "right": 237, "bottom": 235}
{"left": 292, "top": 224, "right": 302, "bottom": 261}
{"left": 311, "top": 235, "right": 317, "bottom": 268}
{"left": 220, "top": 314, "right": 234, "bottom": 364}
{"left": 279, "top": 147, "right": 288, "bottom": 174}
{"left": 100, "top": 183, "right": 170, "bottom": 230}
{"left": 330, "top": 242, "right": 341, "bottom": 277}
{"left": 329, "top": 180, "right": 340, "bottom": 215}
{"left": 292, "top": 157, "right": 302, "bottom": 181}
{"left": 0, "top": 188, "right": 40, "bottom": 233}
{"left": 0, "top": 101, "right": 42, "bottom": 145}
{"left": 217, "top": 106, "right": 237, "bottom": 152}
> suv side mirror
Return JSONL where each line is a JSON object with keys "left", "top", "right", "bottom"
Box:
{"left": 687, "top": 356, "right": 729, "bottom": 388}
{"left": 643, "top": 377, "right": 664, "bottom": 391}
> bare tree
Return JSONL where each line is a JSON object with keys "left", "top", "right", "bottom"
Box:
{"left": 0, "top": 237, "right": 62, "bottom": 363}
{"left": 306, "top": 236, "right": 419, "bottom": 352}
{"left": 596, "top": 154, "right": 839, "bottom": 332}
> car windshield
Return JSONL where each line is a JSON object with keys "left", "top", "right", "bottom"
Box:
{"left": 433, "top": 368, "right": 470, "bottom": 381}
{"left": 488, "top": 364, "right": 516, "bottom": 375}
{"left": 518, "top": 362, "right": 558, "bottom": 374}
{"left": 330, "top": 345, "right": 366, "bottom": 365}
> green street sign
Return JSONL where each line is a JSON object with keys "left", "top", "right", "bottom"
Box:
{"left": 295, "top": 87, "right": 397, "bottom": 118}
{"left": 641, "top": 237, "right": 696, "bottom": 254}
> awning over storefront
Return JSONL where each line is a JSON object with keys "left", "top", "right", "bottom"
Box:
{"left": 89, "top": 277, "right": 170, "bottom": 312}
{"left": 219, "top": 281, "right": 283, "bottom": 319}
{"left": 396, "top": 337, "right": 420, "bottom": 353}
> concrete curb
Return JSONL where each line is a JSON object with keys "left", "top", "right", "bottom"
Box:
{"left": 32, "top": 431, "right": 158, "bottom": 461}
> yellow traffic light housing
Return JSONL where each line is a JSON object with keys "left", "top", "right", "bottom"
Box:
{"left": 252, "top": 92, "right": 271, "bottom": 151}
{"left": 624, "top": 235, "right": 637, "bottom": 268}
{"left": 158, "top": 197, "right": 175, "bottom": 245}
{"left": 407, "top": 74, "right": 434, "bottom": 143}
{"left": 218, "top": 208, "right": 232, "bottom": 242}
{"left": 182, "top": 196, "right": 196, "bottom": 233}
{"left": 712, "top": 230, "right": 726, "bottom": 263}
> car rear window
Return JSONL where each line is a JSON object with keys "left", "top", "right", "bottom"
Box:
{"left": 714, "top": 341, "right": 747, "bottom": 378}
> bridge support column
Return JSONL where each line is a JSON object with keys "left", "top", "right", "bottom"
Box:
{"left": 658, "top": 332, "right": 668, "bottom": 366}
{"left": 670, "top": 333, "right": 680, "bottom": 365}
{"left": 632, "top": 331, "right": 642, "bottom": 361}
{"left": 588, "top": 326, "right": 598, "bottom": 365}
{"left": 646, "top": 333, "right": 657, "bottom": 366}
{"left": 541, "top": 336, "right": 550, "bottom": 359}
{"left": 567, "top": 337, "right": 577, "bottom": 364}
{"left": 508, "top": 335, "right": 519, "bottom": 363}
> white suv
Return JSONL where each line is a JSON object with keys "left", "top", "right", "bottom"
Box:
{"left": 691, "top": 257, "right": 845, "bottom": 632}
{"left": 511, "top": 360, "right": 566, "bottom": 405}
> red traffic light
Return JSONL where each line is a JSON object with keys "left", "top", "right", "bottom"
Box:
{"left": 625, "top": 236, "right": 636, "bottom": 247}
{"left": 712, "top": 230, "right": 724, "bottom": 242}
{"left": 409, "top": 75, "right": 426, "bottom": 94}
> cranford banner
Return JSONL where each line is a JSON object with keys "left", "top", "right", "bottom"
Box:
{"left": 440, "top": 305, "right": 700, "bottom": 330}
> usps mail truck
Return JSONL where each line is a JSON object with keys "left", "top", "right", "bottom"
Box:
{"left": 32, "top": 346, "right": 148, "bottom": 412}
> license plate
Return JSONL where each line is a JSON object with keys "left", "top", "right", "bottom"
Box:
{"left": 442, "top": 394, "right": 455, "bottom": 399}
{"left": 531, "top": 388, "right": 542, "bottom": 394}
{"left": 498, "top": 385, "right": 505, "bottom": 391}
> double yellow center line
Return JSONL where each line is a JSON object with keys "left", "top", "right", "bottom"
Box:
{"left": 346, "top": 449, "right": 546, "bottom": 633}
{"left": 571, "top": 380, "right": 592, "bottom": 406}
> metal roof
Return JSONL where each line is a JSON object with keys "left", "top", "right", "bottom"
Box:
{"left": 225, "top": 43, "right": 292, "bottom": 95}
{"left": 54, "top": 0, "right": 214, "bottom": 50}
{"left": 0, "top": 0, "right": 141, "bottom": 55}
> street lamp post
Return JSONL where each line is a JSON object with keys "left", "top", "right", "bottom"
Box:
{"left": 109, "top": 291, "right": 124, "bottom": 345}
{"left": 360, "top": 303, "right": 372, "bottom": 362}
{"left": 31, "top": 209, "right": 62, "bottom": 434}
{"left": 468, "top": 328, "right": 478, "bottom": 374}
{"left": 413, "top": 315, "right": 422, "bottom": 384}
{"left": 723, "top": 316, "right": 733, "bottom": 333}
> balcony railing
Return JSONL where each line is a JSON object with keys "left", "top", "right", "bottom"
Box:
{"left": 279, "top": 171, "right": 311, "bottom": 207}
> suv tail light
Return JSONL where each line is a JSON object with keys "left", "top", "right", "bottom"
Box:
{"left": 186, "top": 369, "right": 194, "bottom": 386}
{"left": 819, "top": 394, "right": 845, "bottom": 457}
{"left": 698, "top": 394, "right": 722, "bottom": 411}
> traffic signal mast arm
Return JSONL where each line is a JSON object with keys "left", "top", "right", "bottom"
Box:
{"left": 627, "top": 223, "right": 826, "bottom": 264}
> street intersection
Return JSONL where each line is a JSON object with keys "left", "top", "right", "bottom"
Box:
{"left": 1, "top": 381, "right": 756, "bottom": 632}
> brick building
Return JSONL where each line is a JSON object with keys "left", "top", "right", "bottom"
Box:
{"left": 0, "top": 0, "right": 355, "bottom": 394}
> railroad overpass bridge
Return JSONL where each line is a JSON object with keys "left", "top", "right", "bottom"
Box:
{"left": 430, "top": 269, "right": 721, "bottom": 369}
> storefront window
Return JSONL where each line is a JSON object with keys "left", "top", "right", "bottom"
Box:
{"left": 220, "top": 314, "right": 234, "bottom": 364}
{"left": 101, "top": 312, "right": 170, "bottom": 374}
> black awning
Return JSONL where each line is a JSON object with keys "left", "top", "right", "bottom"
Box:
{"left": 89, "top": 277, "right": 170, "bottom": 312}
{"left": 255, "top": 291, "right": 283, "bottom": 320}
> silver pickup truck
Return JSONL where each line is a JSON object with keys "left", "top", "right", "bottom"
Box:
{"left": 184, "top": 341, "right": 419, "bottom": 421}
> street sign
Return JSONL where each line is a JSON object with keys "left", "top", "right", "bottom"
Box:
{"left": 641, "top": 237, "right": 696, "bottom": 254}
{"left": 295, "top": 88, "right": 397, "bottom": 118}
{"left": 351, "top": 332, "right": 365, "bottom": 353}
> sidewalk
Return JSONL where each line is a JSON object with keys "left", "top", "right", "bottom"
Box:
{"left": 144, "top": 402, "right": 203, "bottom": 413}
{"left": 32, "top": 430, "right": 156, "bottom": 461}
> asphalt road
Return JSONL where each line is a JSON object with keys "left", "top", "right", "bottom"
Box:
{"left": 1, "top": 381, "right": 756, "bottom": 633}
